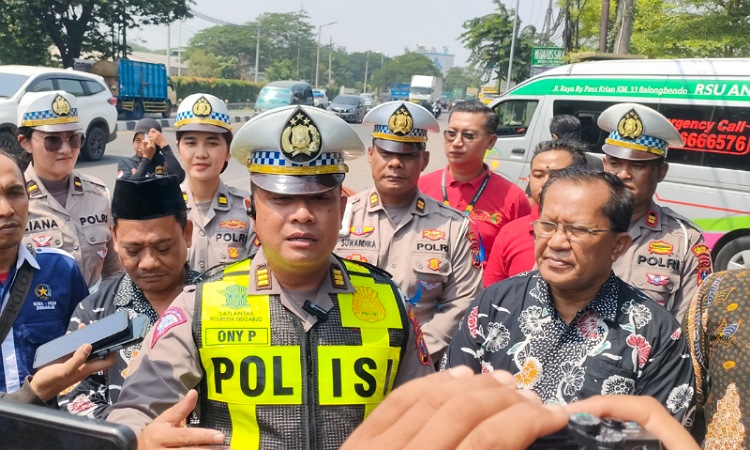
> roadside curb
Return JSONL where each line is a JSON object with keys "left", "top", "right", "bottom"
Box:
{"left": 116, "top": 114, "right": 253, "bottom": 132}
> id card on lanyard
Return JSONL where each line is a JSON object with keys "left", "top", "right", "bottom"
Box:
{"left": 441, "top": 169, "right": 488, "bottom": 263}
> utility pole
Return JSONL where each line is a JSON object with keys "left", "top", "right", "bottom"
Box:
{"left": 599, "top": 0, "right": 610, "bottom": 52}
{"left": 363, "top": 51, "right": 369, "bottom": 93}
{"left": 328, "top": 36, "right": 333, "bottom": 87}
{"left": 166, "top": 24, "right": 171, "bottom": 76}
{"left": 315, "top": 21, "right": 337, "bottom": 88}
{"left": 506, "top": 0, "right": 520, "bottom": 91}
{"left": 613, "top": 0, "right": 634, "bottom": 54}
{"left": 254, "top": 19, "right": 260, "bottom": 82}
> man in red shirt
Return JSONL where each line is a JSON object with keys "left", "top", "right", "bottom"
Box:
{"left": 419, "top": 100, "right": 530, "bottom": 268}
{"left": 484, "top": 140, "right": 588, "bottom": 286}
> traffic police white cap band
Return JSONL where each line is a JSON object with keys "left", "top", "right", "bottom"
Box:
{"left": 175, "top": 93, "right": 232, "bottom": 133}
{"left": 231, "top": 105, "right": 365, "bottom": 194}
{"left": 17, "top": 91, "right": 83, "bottom": 133}
{"left": 598, "top": 103, "right": 683, "bottom": 161}
{"left": 364, "top": 101, "right": 439, "bottom": 154}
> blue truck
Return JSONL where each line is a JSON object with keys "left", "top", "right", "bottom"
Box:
{"left": 389, "top": 83, "right": 411, "bottom": 101}
{"left": 89, "top": 59, "right": 175, "bottom": 119}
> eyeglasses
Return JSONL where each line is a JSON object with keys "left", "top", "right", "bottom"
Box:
{"left": 32, "top": 133, "right": 84, "bottom": 152}
{"left": 532, "top": 220, "right": 613, "bottom": 241}
{"left": 443, "top": 129, "right": 484, "bottom": 143}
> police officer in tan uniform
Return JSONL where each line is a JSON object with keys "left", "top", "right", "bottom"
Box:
{"left": 107, "top": 105, "right": 433, "bottom": 449}
{"left": 600, "top": 103, "right": 712, "bottom": 322}
{"left": 336, "top": 101, "right": 483, "bottom": 361}
{"left": 18, "top": 91, "right": 122, "bottom": 291}
{"left": 175, "top": 93, "right": 255, "bottom": 272}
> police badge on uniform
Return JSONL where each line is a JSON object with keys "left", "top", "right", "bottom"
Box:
{"left": 280, "top": 107, "right": 322, "bottom": 163}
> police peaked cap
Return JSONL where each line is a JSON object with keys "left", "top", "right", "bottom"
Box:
{"left": 112, "top": 176, "right": 186, "bottom": 220}
{"left": 363, "top": 101, "right": 439, "bottom": 154}
{"left": 231, "top": 105, "right": 365, "bottom": 195}
{"left": 598, "top": 103, "right": 684, "bottom": 161}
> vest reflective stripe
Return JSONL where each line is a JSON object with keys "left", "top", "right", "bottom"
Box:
{"left": 197, "top": 259, "right": 404, "bottom": 448}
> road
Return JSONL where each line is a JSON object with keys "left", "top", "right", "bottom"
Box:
{"left": 75, "top": 112, "right": 451, "bottom": 194}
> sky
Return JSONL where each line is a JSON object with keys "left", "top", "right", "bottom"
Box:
{"left": 131, "top": 0, "right": 558, "bottom": 67}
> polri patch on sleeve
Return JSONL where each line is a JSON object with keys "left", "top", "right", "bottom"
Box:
{"left": 151, "top": 307, "right": 187, "bottom": 348}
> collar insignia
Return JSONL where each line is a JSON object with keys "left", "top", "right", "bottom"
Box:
{"left": 330, "top": 265, "right": 346, "bottom": 289}
{"left": 416, "top": 198, "right": 425, "bottom": 212}
{"left": 256, "top": 264, "right": 271, "bottom": 289}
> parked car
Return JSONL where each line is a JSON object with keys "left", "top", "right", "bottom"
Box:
{"left": 313, "top": 89, "right": 329, "bottom": 109}
{"left": 0, "top": 65, "right": 118, "bottom": 165}
{"left": 359, "top": 92, "right": 375, "bottom": 109}
{"left": 328, "top": 94, "right": 366, "bottom": 123}
{"left": 254, "top": 80, "right": 314, "bottom": 115}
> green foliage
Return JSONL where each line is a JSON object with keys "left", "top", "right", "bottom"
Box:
{"left": 443, "top": 67, "right": 483, "bottom": 94}
{"left": 186, "top": 11, "right": 317, "bottom": 80}
{"left": 264, "top": 59, "right": 297, "bottom": 82}
{"left": 187, "top": 49, "right": 221, "bottom": 78}
{"left": 172, "top": 76, "right": 262, "bottom": 103}
{"left": 460, "top": 0, "right": 539, "bottom": 84}
{"left": 369, "top": 53, "right": 440, "bottom": 91}
{"left": 0, "top": 0, "right": 191, "bottom": 67}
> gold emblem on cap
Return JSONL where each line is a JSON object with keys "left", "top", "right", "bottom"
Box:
{"left": 192, "top": 96, "right": 213, "bottom": 117}
{"left": 51, "top": 95, "right": 72, "bottom": 116}
{"left": 280, "top": 108, "right": 322, "bottom": 161}
{"left": 617, "top": 109, "right": 644, "bottom": 140}
{"left": 388, "top": 106, "right": 414, "bottom": 136}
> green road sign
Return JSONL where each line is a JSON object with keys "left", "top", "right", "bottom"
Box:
{"left": 531, "top": 47, "right": 564, "bottom": 67}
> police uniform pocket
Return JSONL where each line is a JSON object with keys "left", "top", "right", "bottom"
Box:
{"left": 631, "top": 266, "right": 680, "bottom": 308}
{"left": 410, "top": 253, "right": 450, "bottom": 302}
{"left": 581, "top": 358, "right": 637, "bottom": 398}
{"left": 26, "top": 229, "right": 65, "bottom": 249}
{"left": 339, "top": 250, "right": 379, "bottom": 267}
{"left": 82, "top": 227, "right": 111, "bottom": 248}
{"left": 20, "top": 321, "right": 66, "bottom": 368}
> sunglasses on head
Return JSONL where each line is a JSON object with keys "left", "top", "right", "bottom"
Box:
{"left": 32, "top": 133, "right": 84, "bottom": 152}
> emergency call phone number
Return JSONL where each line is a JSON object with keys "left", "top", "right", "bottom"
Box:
{"left": 679, "top": 132, "right": 749, "bottom": 155}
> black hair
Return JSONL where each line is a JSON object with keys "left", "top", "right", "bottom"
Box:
{"left": 531, "top": 139, "right": 589, "bottom": 167}
{"left": 448, "top": 99, "right": 499, "bottom": 135}
{"left": 550, "top": 115, "right": 581, "bottom": 140}
{"left": 539, "top": 166, "right": 633, "bottom": 233}
{"left": 0, "top": 149, "right": 27, "bottom": 184}
{"left": 176, "top": 130, "right": 233, "bottom": 147}
{"left": 113, "top": 210, "right": 189, "bottom": 231}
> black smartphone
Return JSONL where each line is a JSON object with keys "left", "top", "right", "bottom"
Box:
{"left": 89, "top": 314, "right": 150, "bottom": 359}
{"left": 33, "top": 310, "right": 129, "bottom": 369}
{"left": 0, "top": 400, "right": 136, "bottom": 450}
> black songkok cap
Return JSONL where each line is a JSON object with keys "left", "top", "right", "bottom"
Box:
{"left": 112, "top": 176, "right": 186, "bottom": 220}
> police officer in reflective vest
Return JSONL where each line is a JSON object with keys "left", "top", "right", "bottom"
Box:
{"left": 600, "top": 103, "right": 712, "bottom": 322}
{"left": 107, "top": 105, "right": 434, "bottom": 448}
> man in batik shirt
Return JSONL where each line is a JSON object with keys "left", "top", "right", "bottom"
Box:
{"left": 59, "top": 176, "right": 200, "bottom": 418}
{"left": 443, "top": 167, "right": 695, "bottom": 425}
{"left": 686, "top": 269, "right": 750, "bottom": 449}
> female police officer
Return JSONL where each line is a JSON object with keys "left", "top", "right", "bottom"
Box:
{"left": 175, "top": 94, "right": 255, "bottom": 273}
{"left": 18, "top": 91, "right": 122, "bottom": 291}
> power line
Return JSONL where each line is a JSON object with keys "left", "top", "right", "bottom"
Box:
{"left": 188, "top": 8, "right": 245, "bottom": 27}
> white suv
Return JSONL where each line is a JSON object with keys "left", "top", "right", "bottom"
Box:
{"left": 0, "top": 65, "right": 118, "bottom": 166}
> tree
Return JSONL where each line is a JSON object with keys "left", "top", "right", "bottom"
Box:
{"left": 443, "top": 67, "right": 483, "bottom": 95}
{"left": 187, "top": 49, "right": 221, "bottom": 78}
{"left": 461, "top": 0, "right": 540, "bottom": 85}
{"left": 264, "top": 59, "right": 297, "bottom": 82}
{"left": 186, "top": 11, "right": 317, "bottom": 80}
{"left": 0, "top": 0, "right": 191, "bottom": 68}
{"left": 369, "top": 52, "right": 440, "bottom": 89}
